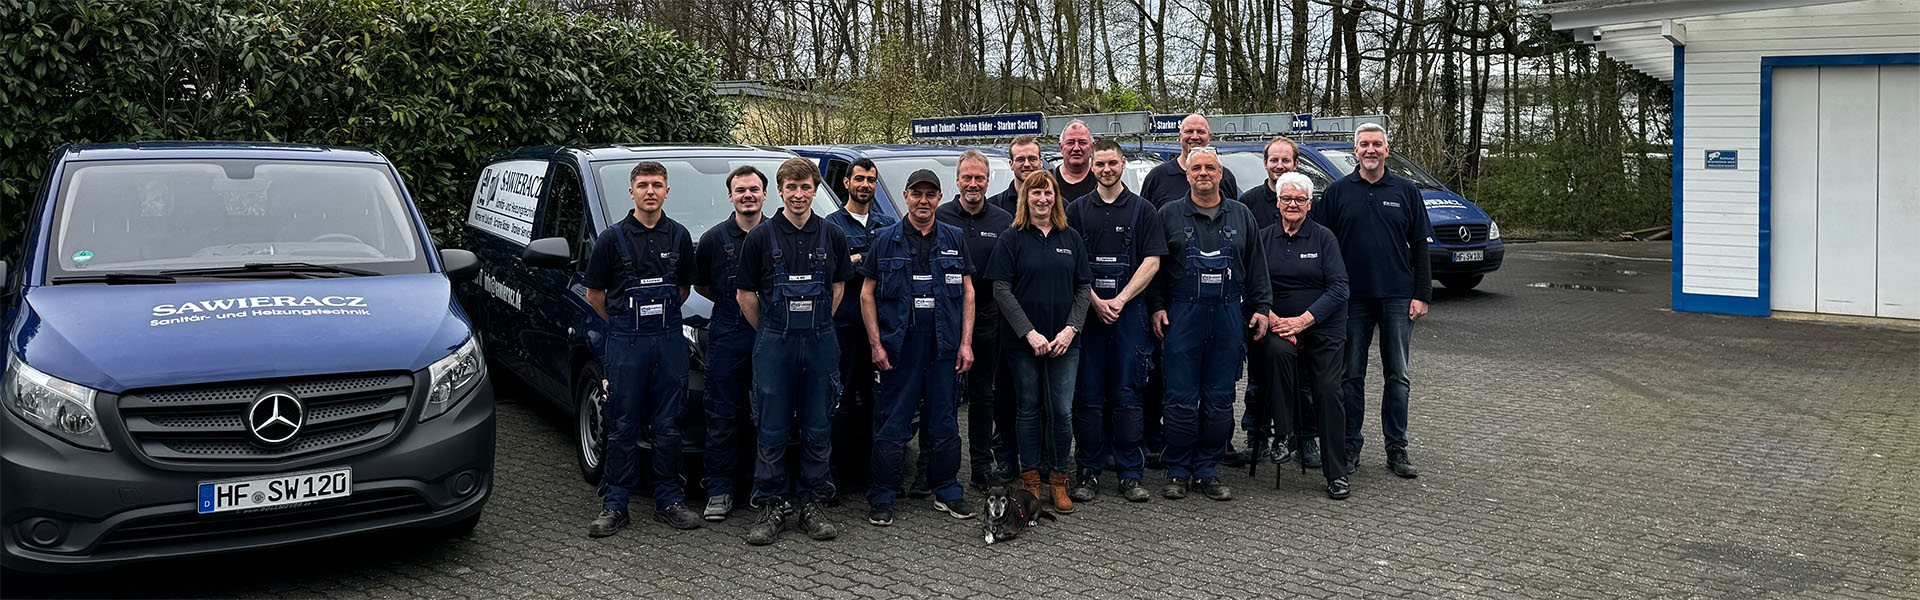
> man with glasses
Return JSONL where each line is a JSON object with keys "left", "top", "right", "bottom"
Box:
{"left": 990, "top": 136, "right": 1046, "bottom": 215}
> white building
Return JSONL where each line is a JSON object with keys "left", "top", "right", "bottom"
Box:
{"left": 1541, "top": 0, "right": 1919, "bottom": 319}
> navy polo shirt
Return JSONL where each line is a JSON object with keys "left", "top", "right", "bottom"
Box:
{"left": 1310, "top": 170, "right": 1432, "bottom": 302}
{"left": 1049, "top": 167, "right": 1099, "bottom": 209}
{"left": 985, "top": 225, "right": 1092, "bottom": 339}
{"left": 1152, "top": 197, "right": 1272, "bottom": 316}
{"left": 1139, "top": 158, "right": 1242, "bottom": 207}
{"left": 693, "top": 215, "right": 755, "bottom": 307}
{"left": 987, "top": 185, "right": 1021, "bottom": 215}
{"left": 936, "top": 199, "right": 1014, "bottom": 314}
{"left": 825, "top": 209, "right": 898, "bottom": 324}
{"left": 1234, "top": 180, "right": 1282, "bottom": 231}
{"left": 583, "top": 211, "right": 697, "bottom": 297}
{"left": 735, "top": 211, "right": 855, "bottom": 295}
{"left": 1066, "top": 189, "right": 1168, "bottom": 274}
{"left": 1261, "top": 220, "right": 1349, "bottom": 337}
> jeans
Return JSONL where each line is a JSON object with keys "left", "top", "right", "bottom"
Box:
{"left": 1008, "top": 345, "right": 1080, "bottom": 474}
{"left": 1344, "top": 298, "right": 1413, "bottom": 455}
{"left": 598, "top": 331, "right": 689, "bottom": 512}
{"left": 751, "top": 327, "right": 838, "bottom": 506}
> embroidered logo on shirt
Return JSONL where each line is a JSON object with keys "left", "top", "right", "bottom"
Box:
{"left": 941, "top": 249, "right": 959, "bottom": 255}
{"left": 1054, "top": 248, "right": 1073, "bottom": 255}
{"left": 980, "top": 232, "right": 999, "bottom": 238}
{"left": 1299, "top": 253, "right": 1319, "bottom": 259}
{"left": 1382, "top": 201, "right": 1401, "bottom": 208}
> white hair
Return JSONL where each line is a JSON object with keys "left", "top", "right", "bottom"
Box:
{"left": 1354, "top": 122, "right": 1389, "bottom": 144}
{"left": 1275, "top": 172, "right": 1315, "bottom": 197}
{"left": 1062, "top": 119, "right": 1090, "bottom": 136}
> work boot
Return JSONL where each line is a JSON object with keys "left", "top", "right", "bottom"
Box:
{"left": 1020, "top": 470, "right": 1046, "bottom": 500}
{"left": 703, "top": 494, "right": 733, "bottom": 522}
{"left": 1223, "top": 439, "right": 1246, "bottom": 468}
{"left": 1301, "top": 438, "right": 1323, "bottom": 469}
{"left": 744, "top": 501, "right": 791, "bottom": 546}
{"left": 1387, "top": 448, "right": 1420, "bottom": 479}
{"left": 1069, "top": 470, "right": 1099, "bottom": 503}
{"left": 1160, "top": 477, "right": 1189, "bottom": 499}
{"left": 797, "top": 502, "right": 839, "bottom": 540}
{"left": 586, "top": 508, "right": 629, "bottom": 538}
{"left": 653, "top": 502, "right": 704, "bottom": 530}
{"left": 1048, "top": 471, "right": 1075, "bottom": 514}
{"left": 1326, "top": 477, "right": 1351, "bottom": 500}
{"left": 1193, "top": 477, "right": 1233, "bottom": 501}
{"left": 1118, "top": 479, "right": 1151, "bottom": 503}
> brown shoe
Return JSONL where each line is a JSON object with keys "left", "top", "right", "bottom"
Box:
{"left": 1020, "top": 470, "right": 1046, "bottom": 501}
{"left": 1048, "top": 471, "right": 1076, "bottom": 513}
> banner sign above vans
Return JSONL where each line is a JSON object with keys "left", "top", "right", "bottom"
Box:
{"left": 910, "top": 112, "right": 1044, "bottom": 139}
{"left": 468, "top": 160, "right": 547, "bottom": 244}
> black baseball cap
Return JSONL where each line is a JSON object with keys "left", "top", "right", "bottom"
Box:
{"left": 905, "top": 169, "right": 941, "bottom": 191}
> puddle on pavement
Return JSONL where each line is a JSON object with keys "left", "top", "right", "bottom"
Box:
{"left": 1527, "top": 282, "right": 1631, "bottom": 293}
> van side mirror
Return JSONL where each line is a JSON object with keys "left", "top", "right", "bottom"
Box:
{"left": 440, "top": 249, "right": 480, "bottom": 283}
{"left": 523, "top": 237, "right": 572, "bottom": 269}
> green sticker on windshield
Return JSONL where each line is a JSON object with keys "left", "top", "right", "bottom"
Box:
{"left": 72, "top": 250, "right": 94, "bottom": 264}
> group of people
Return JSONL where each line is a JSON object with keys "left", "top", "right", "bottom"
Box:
{"left": 578, "top": 115, "right": 1434, "bottom": 546}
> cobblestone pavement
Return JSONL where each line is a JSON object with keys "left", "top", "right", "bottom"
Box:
{"left": 7, "top": 241, "right": 1917, "bottom": 599}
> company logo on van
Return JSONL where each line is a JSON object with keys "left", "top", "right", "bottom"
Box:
{"left": 152, "top": 296, "right": 368, "bottom": 317}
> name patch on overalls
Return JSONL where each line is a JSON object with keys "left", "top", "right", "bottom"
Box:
{"left": 945, "top": 273, "right": 963, "bottom": 285}
{"left": 914, "top": 297, "right": 936, "bottom": 309}
{"left": 913, "top": 274, "right": 934, "bottom": 281}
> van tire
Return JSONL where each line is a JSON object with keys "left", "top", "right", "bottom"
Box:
{"left": 576, "top": 360, "right": 608, "bottom": 485}
{"left": 1439, "top": 275, "right": 1483, "bottom": 290}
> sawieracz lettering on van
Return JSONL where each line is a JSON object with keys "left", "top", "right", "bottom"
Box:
{"left": 151, "top": 295, "right": 369, "bottom": 316}
{"left": 467, "top": 159, "right": 547, "bottom": 245}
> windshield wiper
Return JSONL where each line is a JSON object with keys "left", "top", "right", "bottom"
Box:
{"left": 51, "top": 272, "right": 178, "bottom": 285}
{"left": 158, "top": 262, "right": 380, "bottom": 278}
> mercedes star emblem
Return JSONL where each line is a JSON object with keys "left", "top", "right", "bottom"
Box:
{"left": 248, "top": 393, "right": 305, "bottom": 445}
{"left": 1459, "top": 226, "right": 1472, "bottom": 242}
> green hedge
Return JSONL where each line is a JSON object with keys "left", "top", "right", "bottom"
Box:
{"left": 1, "top": 0, "right": 734, "bottom": 252}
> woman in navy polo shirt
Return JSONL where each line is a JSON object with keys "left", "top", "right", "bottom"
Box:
{"left": 1253, "top": 172, "right": 1353, "bottom": 500}
{"left": 986, "top": 171, "right": 1093, "bottom": 513}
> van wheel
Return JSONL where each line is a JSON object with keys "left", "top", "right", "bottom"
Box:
{"left": 576, "top": 360, "right": 608, "bottom": 485}
{"left": 1439, "top": 275, "right": 1483, "bottom": 290}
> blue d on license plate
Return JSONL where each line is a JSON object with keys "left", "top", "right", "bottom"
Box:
{"left": 1453, "top": 250, "right": 1484, "bottom": 262}
{"left": 198, "top": 467, "right": 352, "bottom": 514}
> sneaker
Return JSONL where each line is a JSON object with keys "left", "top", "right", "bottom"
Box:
{"left": 934, "top": 497, "right": 977, "bottom": 519}
{"left": 906, "top": 471, "right": 933, "bottom": 499}
{"left": 654, "top": 503, "right": 704, "bottom": 530}
{"left": 1193, "top": 477, "right": 1233, "bottom": 501}
{"left": 796, "top": 502, "right": 839, "bottom": 540}
{"left": 1069, "top": 471, "right": 1099, "bottom": 503}
{"left": 1301, "top": 438, "right": 1323, "bottom": 469}
{"left": 1326, "top": 477, "right": 1351, "bottom": 500}
{"left": 1119, "top": 479, "right": 1151, "bottom": 503}
{"left": 1387, "top": 448, "right": 1420, "bottom": 479}
{"left": 586, "top": 508, "right": 629, "bottom": 538}
{"left": 867, "top": 504, "right": 895, "bottom": 526}
{"left": 703, "top": 494, "right": 733, "bottom": 522}
{"left": 744, "top": 501, "right": 790, "bottom": 546}
{"left": 1270, "top": 435, "right": 1294, "bottom": 464}
{"left": 1160, "top": 477, "right": 1189, "bottom": 499}
{"left": 1223, "top": 439, "right": 1246, "bottom": 468}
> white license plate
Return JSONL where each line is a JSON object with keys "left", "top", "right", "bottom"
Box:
{"left": 198, "top": 467, "right": 352, "bottom": 514}
{"left": 1453, "top": 250, "right": 1484, "bottom": 262}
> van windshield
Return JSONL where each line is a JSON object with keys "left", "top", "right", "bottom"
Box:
{"left": 1313, "top": 149, "right": 1449, "bottom": 192}
{"left": 46, "top": 159, "right": 429, "bottom": 279}
{"left": 594, "top": 158, "right": 843, "bottom": 239}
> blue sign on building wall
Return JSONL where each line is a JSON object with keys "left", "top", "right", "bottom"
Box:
{"left": 1705, "top": 149, "right": 1738, "bottom": 169}
{"left": 910, "top": 112, "right": 1045, "bottom": 139}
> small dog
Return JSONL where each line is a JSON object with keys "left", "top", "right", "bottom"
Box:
{"left": 982, "top": 485, "right": 1055, "bottom": 544}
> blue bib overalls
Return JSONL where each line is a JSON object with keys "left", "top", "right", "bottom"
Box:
{"left": 599, "top": 223, "right": 689, "bottom": 513}
{"left": 1071, "top": 200, "right": 1154, "bottom": 482}
{"left": 1161, "top": 224, "right": 1245, "bottom": 481}
{"left": 865, "top": 224, "right": 969, "bottom": 506}
{"left": 702, "top": 232, "right": 755, "bottom": 498}
{"left": 750, "top": 226, "right": 839, "bottom": 506}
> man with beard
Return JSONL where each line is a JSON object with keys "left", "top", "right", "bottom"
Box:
{"left": 938, "top": 150, "right": 1017, "bottom": 489}
{"left": 825, "top": 159, "right": 899, "bottom": 491}
{"left": 690, "top": 165, "right": 769, "bottom": 522}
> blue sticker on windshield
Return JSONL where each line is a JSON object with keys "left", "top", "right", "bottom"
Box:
{"left": 72, "top": 250, "right": 94, "bottom": 264}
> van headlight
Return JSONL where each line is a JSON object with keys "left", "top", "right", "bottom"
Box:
{"left": 1488, "top": 220, "right": 1501, "bottom": 240}
{"left": 3, "top": 352, "right": 110, "bottom": 451}
{"left": 421, "top": 337, "right": 483, "bottom": 422}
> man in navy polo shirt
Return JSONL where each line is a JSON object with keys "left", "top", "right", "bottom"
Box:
{"left": 1311, "top": 123, "right": 1432, "bottom": 479}
{"left": 825, "top": 158, "right": 898, "bottom": 490}
{"left": 939, "top": 151, "right": 1017, "bottom": 489}
{"left": 1139, "top": 114, "right": 1242, "bottom": 207}
{"left": 690, "top": 165, "right": 768, "bottom": 523}
{"left": 1050, "top": 121, "right": 1099, "bottom": 205}
{"left": 1066, "top": 139, "right": 1166, "bottom": 503}
{"left": 1149, "top": 147, "right": 1271, "bottom": 502}
{"left": 736, "top": 157, "right": 856, "bottom": 545}
{"left": 988, "top": 136, "right": 1044, "bottom": 215}
{"left": 582, "top": 161, "right": 702, "bottom": 538}
{"left": 859, "top": 169, "right": 978, "bottom": 526}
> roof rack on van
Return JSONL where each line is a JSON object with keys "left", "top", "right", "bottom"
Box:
{"left": 907, "top": 111, "right": 1394, "bottom": 143}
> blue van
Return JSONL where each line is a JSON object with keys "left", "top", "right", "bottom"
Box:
{"left": 1190, "top": 140, "right": 1505, "bottom": 290}
{"left": 786, "top": 145, "right": 1014, "bottom": 217}
{"left": 2, "top": 142, "right": 492, "bottom": 572}
{"left": 460, "top": 145, "right": 843, "bottom": 484}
